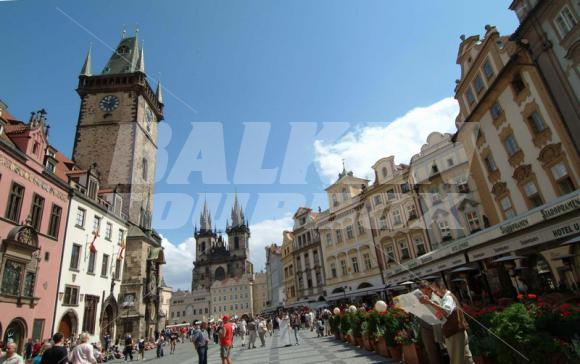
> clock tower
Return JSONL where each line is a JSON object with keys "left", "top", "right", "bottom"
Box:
{"left": 72, "top": 34, "right": 166, "bottom": 339}
{"left": 73, "top": 34, "right": 163, "bottom": 229}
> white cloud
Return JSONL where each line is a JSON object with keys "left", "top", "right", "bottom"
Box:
{"left": 314, "top": 97, "right": 459, "bottom": 183}
{"left": 160, "top": 235, "right": 196, "bottom": 291}
{"left": 160, "top": 214, "right": 293, "bottom": 290}
{"left": 249, "top": 214, "right": 293, "bottom": 272}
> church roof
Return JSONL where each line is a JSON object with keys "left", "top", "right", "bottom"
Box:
{"left": 101, "top": 36, "right": 142, "bottom": 75}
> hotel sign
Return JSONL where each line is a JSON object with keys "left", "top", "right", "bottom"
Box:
{"left": 468, "top": 216, "right": 580, "bottom": 261}
{"left": 541, "top": 196, "right": 580, "bottom": 220}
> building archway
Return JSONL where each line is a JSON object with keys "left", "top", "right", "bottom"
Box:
{"left": 58, "top": 310, "right": 78, "bottom": 340}
{"left": 101, "top": 304, "right": 115, "bottom": 337}
{"left": 4, "top": 318, "right": 27, "bottom": 353}
{"left": 357, "top": 282, "right": 373, "bottom": 290}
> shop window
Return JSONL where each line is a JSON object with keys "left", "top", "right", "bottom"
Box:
{"left": 5, "top": 182, "right": 24, "bottom": 222}
{"left": 551, "top": 162, "right": 575, "bottom": 195}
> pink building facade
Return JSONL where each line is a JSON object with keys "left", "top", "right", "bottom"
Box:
{"left": 0, "top": 106, "right": 70, "bottom": 352}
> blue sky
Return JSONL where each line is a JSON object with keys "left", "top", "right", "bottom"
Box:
{"left": 0, "top": 0, "right": 518, "bottom": 289}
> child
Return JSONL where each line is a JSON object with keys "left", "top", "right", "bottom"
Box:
{"left": 316, "top": 318, "right": 324, "bottom": 338}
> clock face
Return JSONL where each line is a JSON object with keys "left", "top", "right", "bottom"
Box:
{"left": 99, "top": 95, "right": 120, "bottom": 112}
{"left": 145, "top": 107, "right": 154, "bottom": 131}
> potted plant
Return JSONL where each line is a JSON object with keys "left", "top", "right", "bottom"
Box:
{"left": 351, "top": 310, "right": 365, "bottom": 348}
{"left": 383, "top": 308, "right": 405, "bottom": 361}
{"left": 394, "top": 318, "right": 421, "bottom": 364}
{"left": 340, "top": 314, "right": 352, "bottom": 344}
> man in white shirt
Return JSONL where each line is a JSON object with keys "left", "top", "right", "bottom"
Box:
{"left": 420, "top": 280, "right": 474, "bottom": 364}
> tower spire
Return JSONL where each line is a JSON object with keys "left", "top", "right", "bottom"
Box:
{"left": 136, "top": 41, "right": 145, "bottom": 73}
{"left": 200, "top": 199, "right": 211, "bottom": 231}
{"left": 155, "top": 78, "right": 163, "bottom": 105}
{"left": 80, "top": 45, "right": 92, "bottom": 77}
{"left": 231, "top": 193, "right": 244, "bottom": 227}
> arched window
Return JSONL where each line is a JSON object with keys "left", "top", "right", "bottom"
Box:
{"left": 234, "top": 237, "right": 240, "bottom": 250}
{"left": 214, "top": 267, "right": 225, "bottom": 281}
{"left": 200, "top": 242, "right": 205, "bottom": 252}
{"left": 382, "top": 167, "right": 388, "bottom": 177}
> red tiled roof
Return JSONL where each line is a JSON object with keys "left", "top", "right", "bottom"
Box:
{"left": 52, "top": 149, "right": 76, "bottom": 182}
{"left": 5, "top": 123, "right": 28, "bottom": 135}
{"left": 0, "top": 109, "right": 19, "bottom": 123}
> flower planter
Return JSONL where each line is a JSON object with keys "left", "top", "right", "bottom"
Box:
{"left": 355, "top": 336, "right": 363, "bottom": 348}
{"left": 387, "top": 345, "right": 403, "bottom": 362}
{"left": 374, "top": 337, "right": 390, "bottom": 357}
{"left": 362, "top": 336, "right": 373, "bottom": 351}
{"left": 402, "top": 343, "right": 420, "bottom": 364}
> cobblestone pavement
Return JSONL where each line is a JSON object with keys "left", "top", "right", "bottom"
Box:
{"left": 119, "top": 330, "right": 394, "bottom": 364}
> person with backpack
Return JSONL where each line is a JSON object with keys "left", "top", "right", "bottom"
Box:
{"left": 192, "top": 322, "right": 209, "bottom": 364}
{"left": 137, "top": 338, "right": 145, "bottom": 361}
{"left": 40, "top": 333, "right": 68, "bottom": 364}
{"left": 246, "top": 317, "right": 257, "bottom": 349}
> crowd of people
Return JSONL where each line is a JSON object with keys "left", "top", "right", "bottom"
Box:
{"left": 0, "top": 307, "right": 336, "bottom": 364}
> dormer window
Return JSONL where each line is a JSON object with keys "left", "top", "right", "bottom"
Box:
{"left": 332, "top": 194, "right": 338, "bottom": 207}
{"left": 381, "top": 167, "right": 388, "bottom": 178}
{"left": 88, "top": 178, "right": 98, "bottom": 200}
{"left": 46, "top": 161, "right": 56, "bottom": 173}
{"left": 32, "top": 142, "right": 40, "bottom": 156}
{"left": 117, "top": 45, "right": 130, "bottom": 55}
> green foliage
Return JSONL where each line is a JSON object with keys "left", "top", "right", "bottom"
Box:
{"left": 340, "top": 313, "right": 351, "bottom": 335}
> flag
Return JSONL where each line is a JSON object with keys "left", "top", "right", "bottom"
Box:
{"left": 118, "top": 239, "right": 126, "bottom": 260}
{"left": 89, "top": 231, "right": 99, "bottom": 253}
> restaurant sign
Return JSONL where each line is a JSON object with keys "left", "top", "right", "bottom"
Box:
{"left": 541, "top": 196, "right": 580, "bottom": 220}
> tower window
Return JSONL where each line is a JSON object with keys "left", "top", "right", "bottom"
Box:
{"left": 234, "top": 237, "right": 240, "bottom": 250}
{"left": 142, "top": 158, "right": 148, "bottom": 180}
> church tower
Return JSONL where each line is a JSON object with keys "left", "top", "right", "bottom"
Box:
{"left": 226, "top": 194, "right": 251, "bottom": 267}
{"left": 73, "top": 34, "right": 163, "bottom": 229}
{"left": 72, "top": 33, "right": 165, "bottom": 339}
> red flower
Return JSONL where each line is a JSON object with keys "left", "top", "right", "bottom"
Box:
{"left": 517, "top": 294, "right": 524, "bottom": 300}
{"left": 527, "top": 294, "right": 536, "bottom": 299}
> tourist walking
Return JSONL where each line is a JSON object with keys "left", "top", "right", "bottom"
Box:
{"left": 192, "top": 322, "right": 209, "bottom": 364}
{"left": 123, "top": 335, "right": 133, "bottom": 361}
{"left": 0, "top": 342, "right": 24, "bottom": 364}
{"left": 257, "top": 318, "right": 267, "bottom": 347}
{"left": 40, "top": 333, "right": 68, "bottom": 364}
{"left": 278, "top": 313, "right": 291, "bottom": 347}
{"left": 266, "top": 319, "right": 273, "bottom": 337}
{"left": 219, "top": 315, "right": 234, "bottom": 364}
{"left": 69, "top": 333, "right": 97, "bottom": 364}
{"left": 246, "top": 317, "right": 257, "bottom": 349}
{"left": 239, "top": 319, "right": 247, "bottom": 347}
{"left": 290, "top": 313, "right": 301, "bottom": 345}
{"left": 137, "top": 337, "right": 145, "bottom": 361}
{"left": 155, "top": 336, "right": 164, "bottom": 358}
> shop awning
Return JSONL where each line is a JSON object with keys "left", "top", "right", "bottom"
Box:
{"left": 561, "top": 236, "right": 580, "bottom": 246}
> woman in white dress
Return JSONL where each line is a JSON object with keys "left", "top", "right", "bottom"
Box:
{"left": 278, "top": 313, "right": 292, "bottom": 347}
